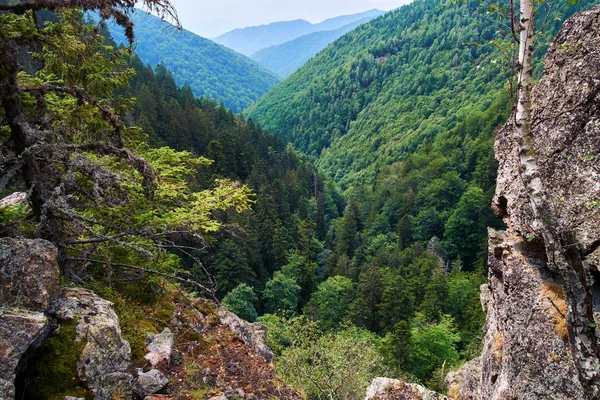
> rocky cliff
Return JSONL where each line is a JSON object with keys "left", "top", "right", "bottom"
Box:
{"left": 0, "top": 238, "right": 300, "bottom": 400}
{"left": 448, "top": 5, "right": 600, "bottom": 399}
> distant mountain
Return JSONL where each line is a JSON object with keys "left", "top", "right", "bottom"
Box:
{"left": 246, "top": 0, "right": 597, "bottom": 189}
{"left": 213, "top": 9, "right": 383, "bottom": 56}
{"left": 251, "top": 14, "right": 383, "bottom": 78}
{"left": 106, "top": 11, "right": 280, "bottom": 112}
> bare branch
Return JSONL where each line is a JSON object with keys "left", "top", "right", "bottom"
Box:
{"left": 67, "top": 256, "right": 217, "bottom": 301}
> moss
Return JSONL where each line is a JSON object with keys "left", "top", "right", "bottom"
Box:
{"left": 22, "top": 319, "right": 90, "bottom": 400}
{"left": 88, "top": 284, "right": 159, "bottom": 364}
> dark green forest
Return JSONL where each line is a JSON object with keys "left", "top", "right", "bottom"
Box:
{"left": 121, "top": 41, "right": 493, "bottom": 389}
{"left": 2, "top": 0, "right": 599, "bottom": 398}
{"left": 106, "top": 11, "right": 280, "bottom": 112}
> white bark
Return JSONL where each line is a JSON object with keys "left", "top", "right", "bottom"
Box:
{"left": 516, "top": 0, "right": 541, "bottom": 202}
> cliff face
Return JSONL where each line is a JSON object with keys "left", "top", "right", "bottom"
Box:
{"left": 449, "top": 5, "right": 600, "bottom": 399}
{"left": 0, "top": 237, "right": 300, "bottom": 400}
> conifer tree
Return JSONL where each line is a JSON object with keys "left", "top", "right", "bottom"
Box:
{"left": 0, "top": 0, "right": 251, "bottom": 298}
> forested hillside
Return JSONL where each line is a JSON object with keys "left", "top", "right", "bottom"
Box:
{"left": 246, "top": 0, "right": 597, "bottom": 189}
{"left": 251, "top": 15, "right": 380, "bottom": 78}
{"left": 106, "top": 11, "right": 280, "bottom": 112}
{"left": 4, "top": 1, "right": 600, "bottom": 398}
{"left": 122, "top": 48, "right": 496, "bottom": 392}
{"left": 119, "top": 54, "right": 344, "bottom": 296}
{"left": 213, "top": 9, "right": 383, "bottom": 56}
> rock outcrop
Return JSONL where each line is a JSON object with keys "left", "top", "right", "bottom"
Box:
{"left": 0, "top": 308, "right": 49, "bottom": 399}
{"left": 133, "top": 368, "right": 169, "bottom": 397}
{"left": 0, "top": 238, "right": 59, "bottom": 311}
{"left": 218, "top": 307, "right": 274, "bottom": 363}
{"left": 452, "top": 5, "right": 600, "bottom": 399}
{"left": 445, "top": 356, "right": 482, "bottom": 400}
{"left": 364, "top": 378, "right": 448, "bottom": 400}
{"left": 48, "top": 288, "right": 133, "bottom": 400}
{"left": 0, "top": 238, "right": 59, "bottom": 400}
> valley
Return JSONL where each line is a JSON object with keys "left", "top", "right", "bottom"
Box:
{"left": 1, "top": 0, "right": 599, "bottom": 399}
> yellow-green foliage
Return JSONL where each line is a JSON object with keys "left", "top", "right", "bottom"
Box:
{"left": 540, "top": 282, "right": 569, "bottom": 340}
{"left": 23, "top": 320, "right": 89, "bottom": 400}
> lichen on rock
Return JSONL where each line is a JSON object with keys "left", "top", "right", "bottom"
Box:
{"left": 0, "top": 237, "right": 59, "bottom": 311}
{"left": 0, "top": 307, "right": 49, "bottom": 400}
{"left": 452, "top": 4, "right": 600, "bottom": 399}
{"left": 364, "top": 377, "right": 448, "bottom": 400}
{"left": 47, "top": 288, "right": 133, "bottom": 400}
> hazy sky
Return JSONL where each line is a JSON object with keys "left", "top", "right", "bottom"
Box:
{"left": 165, "top": 0, "right": 412, "bottom": 38}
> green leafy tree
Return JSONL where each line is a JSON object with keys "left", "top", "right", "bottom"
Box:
{"left": 337, "top": 200, "right": 359, "bottom": 257}
{"left": 214, "top": 239, "right": 256, "bottom": 297}
{"left": 261, "top": 315, "right": 387, "bottom": 400}
{"left": 262, "top": 271, "right": 301, "bottom": 314}
{"left": 420, "top": 268, "right": 449, "bottom": 322}
{"left": 222, "top": 283, "right": 258, "bottom": 322}
{"left": 410, "top": 313, "right": 461, "bottom": 380}
{"left": 280, "top": 252, "right": 318, "bottom": 306}
{"left": 443, "top": 185, "right": 486, "bottom": 267}
{"left": 378, "top": 269, "right": 416, "bottom": 332}
{"left": 304, "top": 275, "right": 354, "bottom": 331}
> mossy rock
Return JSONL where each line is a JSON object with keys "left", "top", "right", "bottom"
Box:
{"left": 20, "top": 319, "right": 90, "bottom": 400}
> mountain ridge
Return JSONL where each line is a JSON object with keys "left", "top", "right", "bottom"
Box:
{"left": 106, "top": 11, "right": 280, "bottom": 112}
{"left": 213, "top": 9, "right": 383, "bottom": 56}
{"left": 251, "top": 14, "right": 383, "bottom": 78}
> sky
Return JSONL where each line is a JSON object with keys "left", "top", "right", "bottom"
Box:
{"left": 165, "top": 0, "right": 412, "bottom": 38}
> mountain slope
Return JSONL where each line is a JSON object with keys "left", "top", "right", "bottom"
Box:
{"left": 246, "top": 0, "right": 597, "bottom": 189}
{"left": 251, "top": 14, "right": 383, "bottom": 78}
{"left": 107, "top": 11, "right": 280, "bottom": 112}
{"left": 213, "top": 9, "right": 382, "bottom": 56}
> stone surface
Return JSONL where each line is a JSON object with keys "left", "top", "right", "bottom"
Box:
{"left": 0, "top": 307, "right": 48, "bottom": 400}
{"left": 143, "top": 396, "right": 173, "bottom": 400}
{"left": 145, "top": 328, "right": 175, "bottom": 367}
{"left": 493, "top": 6, "right": 600, "bottom": 249}
{"left": 0, "top": 238, "right": 59, "bottom": 311}
{"left": 452, "top": 5, "right": 600, "bottom": 399}
{"left": 218, "top": 307, "right": 274, "bottom": 363}
{"left": 48, "top": 288, "right": 133, "bottom": 400}
{"left": 445, "top": 356, "right": 482, "bottom": 400}
{"left": 0, "top": 192, "right": 26, "bottom": 208}
{"left": 364, "top": 377, "right": 448, "bottom": 400}
{"left": 133, "top": 368, "right": 169, "bottom": 397}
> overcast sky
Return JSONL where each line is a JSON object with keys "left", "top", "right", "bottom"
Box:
{"left": 165, "top": 0, "right": 412, "bottom": 38}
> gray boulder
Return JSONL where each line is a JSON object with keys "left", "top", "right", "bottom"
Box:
{"left": 0, "top": 238, "right": 59, "bottom": 399}
{"left": 48, "top": 288, "right": 133, "bottom": 400}
{"left": 445, "top": 356, "right": 482, "bottom": 400}
{"left": 364, "top": 377, "right": 448, "bottom": 400}
{"left": 218, "top": 307, "right": 274, "bottom": 363}
{"left": 0, "top": 238, "right": 59, "bottom": 311}
{"left": 145, "top": 328, "right": 174, "bottom": 367}
{"left": 132, "top": 368, "right": 168, "bottom": 397}
{"left": 0, "top": 307, "right": 48, "bottom": 400}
